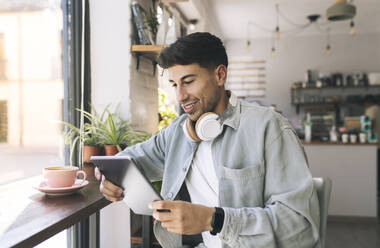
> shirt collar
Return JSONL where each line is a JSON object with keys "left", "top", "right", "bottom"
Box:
{"left": 219, "top": 99, "right": 241, "bottom": 130}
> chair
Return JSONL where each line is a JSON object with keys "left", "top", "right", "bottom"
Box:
{"left": 313, "top": 177, "right": 332, "bottom": 248}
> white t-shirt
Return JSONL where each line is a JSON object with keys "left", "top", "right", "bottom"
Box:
{"left": 185, "top": 141, "right": 222, "bottom": 248}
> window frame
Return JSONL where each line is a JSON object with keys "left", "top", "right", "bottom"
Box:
{"left": 62, "top": 0, "right": 95, "bottom": 247}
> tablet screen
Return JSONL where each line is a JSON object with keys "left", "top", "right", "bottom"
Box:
{"left": 91, "top": 156, "right": 163, "bottom": 216}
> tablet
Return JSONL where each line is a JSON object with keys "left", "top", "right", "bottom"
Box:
{"left": 91, "top": 156, "right": 163, "bottom": 216}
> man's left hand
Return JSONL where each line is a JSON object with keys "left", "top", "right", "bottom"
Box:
{"left": 149, "top": 200, "right": 215, "bottom": 235}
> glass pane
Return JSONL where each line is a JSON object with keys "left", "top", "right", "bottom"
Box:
{"left": 0, "top": 0, "right": 64, "bottom": 185}
{"left": 0, "top": 0, "right": 66, "bottom": 246}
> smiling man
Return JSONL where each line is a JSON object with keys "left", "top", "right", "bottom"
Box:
{"left": 96, "top": 32, "right": 321, "bottom": 248}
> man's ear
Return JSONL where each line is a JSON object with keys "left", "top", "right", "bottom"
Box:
{"left": 215, "top": 64, "right": 227, "bottom": 86}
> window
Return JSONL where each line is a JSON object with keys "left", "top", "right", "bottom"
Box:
{"left": 0, "top": 33, "right": 5, "bottom": 80}
{"left": 0, "top": 100, "right": 7, "bottom": 142}
{"left": 0, "top": 0, "right": 66, "bottom": 247}
{"left": 0, "top": 0, "right": 64, "bottom": 184}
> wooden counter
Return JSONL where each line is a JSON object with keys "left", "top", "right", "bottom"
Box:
{"left": 0, "top": 176, "right": 110, "bottom": 248}
{"left": 303, "top": 141, "right": 377, "bottom": 146}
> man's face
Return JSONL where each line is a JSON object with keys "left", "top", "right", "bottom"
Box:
{"left": 168, "top": 63, "right": 225, "bottom": 122}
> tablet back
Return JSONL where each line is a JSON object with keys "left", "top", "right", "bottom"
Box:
{"left": 91, "top": 156, "right": 162, "bottom": 216}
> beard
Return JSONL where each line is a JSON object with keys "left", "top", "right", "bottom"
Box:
{"left": 187, "top": 90, "right": 221, "bottom": 122}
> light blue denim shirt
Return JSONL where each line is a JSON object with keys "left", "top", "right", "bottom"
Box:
{"left": 118, "top": 99, "right": 321, "bottom": 248}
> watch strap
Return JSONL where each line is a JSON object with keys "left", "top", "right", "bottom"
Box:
{"left": 210, "top": 207, "right": 224, "bottom": 236}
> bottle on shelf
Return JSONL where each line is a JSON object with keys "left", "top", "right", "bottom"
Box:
{"left": 329, "top": 125, "right": 338, "bottom": 142}
{"left": 304, "top": 112, "right": 312, "bottom": 142}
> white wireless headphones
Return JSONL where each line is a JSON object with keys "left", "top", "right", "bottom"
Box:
{"left": 182, "top": 91, "right": 238, "bottom": 142}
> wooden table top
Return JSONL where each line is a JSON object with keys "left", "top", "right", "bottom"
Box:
{"left": 0, "top": 176, "right": 110, "bottom": 248}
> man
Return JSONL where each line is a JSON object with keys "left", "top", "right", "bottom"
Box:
{"left": 96, "top": 32, "right": 320, "bottom": 248}
{"left": 365, "top": 97, "right": 380, "bottom": 195}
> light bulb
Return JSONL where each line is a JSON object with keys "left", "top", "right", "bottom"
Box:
{"left": 275, "top": 26, "right": 280, "bottom": 40}
{"left": 349, "top": 20, "right": 355, "bottom": 36}
{"left": 326, "top": 45, "right": 332, "bottom": 56}
{"left": 189, "top": 23, "right": 196, "bottom": 31}
{"left": 246, "top": 40, "right": 251, "bottom": 52}
{"left": 271, "top": 47, "right": 276, "bottom": 57}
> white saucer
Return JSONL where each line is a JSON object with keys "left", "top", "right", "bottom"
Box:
{"left": 33, "top": 179, "right": 89, "bottom": 196}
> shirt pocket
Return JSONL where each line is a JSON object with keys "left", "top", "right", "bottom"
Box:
{"left": 219, "top": 163, "right": 264, "bottom": 208}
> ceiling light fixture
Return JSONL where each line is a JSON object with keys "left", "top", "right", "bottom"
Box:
{"left": 188, "top": 19, "right": 198, "bottom": 31}
{"left": 246, "top": 40, "right": 251, "bottom": 52}
{"left": 326, "top": 28, "right": 332, "bottom": 56}
{"left": 349, "top": 20, "right": 355, "bottom": 35}
{"left": 271, "top": 33, "right": 276, "bottom": 58}
{"left": 247, "top": 2, "right": 357, "bottom": 57}
{"left": 326, "top": 0, "right": 356, "bottom": 21}
{"left": 271, "top": 47, "right": 276, "bottom": 58}
{"left": 275, "top": 4, "right": 280, "bottom": 40}
{"left": 246, "top": 22, "right": 252, "bottom": 52}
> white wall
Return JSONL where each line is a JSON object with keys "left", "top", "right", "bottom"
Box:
{"left": 90, "top": 1, "right": 132, "bottom": 247}
{"left": 90, "top": 0, "right": 132, "bottom": 121}
{"left": 225, "top": 33, "right": 380, "bottom": 122}
{"left": 90, "top": 0, "right": 160, "bottom": 247}
{"left": 191, "top": 0, "right": 223, "bottom": 38}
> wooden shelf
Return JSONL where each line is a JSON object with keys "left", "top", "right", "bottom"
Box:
{"left": 292, "top": 85, "right": 380, "bottom": 90}
{"left": 131, "top": 45, "right": 167, "bottom": 54}
{"left": 131, "top": 45, "right": 168, "bottom": 75}
{"left": 161, "top": 0, "right": 188, "bottom": 3}
{"left": 292, "top": 101, "right": 365, "bottom": 106}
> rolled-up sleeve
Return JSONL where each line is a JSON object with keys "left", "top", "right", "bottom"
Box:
{"left": 218, "top": 127, "right": 320, "bottom": 248}
{"left": 116, "top": 124, "right": 170, "bottom": 182}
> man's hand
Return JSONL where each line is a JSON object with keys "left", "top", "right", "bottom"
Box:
{"left": 149, "top": 200, "right": 215, "bottom": 235}
{"left": 95, "top": 167, "right": 124, "bottom": 202}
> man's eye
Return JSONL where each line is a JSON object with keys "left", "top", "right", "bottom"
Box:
{"left": 183, "top": 80, "right": 194, "bottom": 84}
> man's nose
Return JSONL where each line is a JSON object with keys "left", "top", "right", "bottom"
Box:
{"left": 176, "top": 85, "right": 188, "bottom": 103}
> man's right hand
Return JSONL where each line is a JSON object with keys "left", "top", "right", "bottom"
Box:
{"left": 95, "top": 167, "right": 124, "bottom": 202}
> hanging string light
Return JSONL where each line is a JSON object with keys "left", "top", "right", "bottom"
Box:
{"left": 271, "top": 46, "right": 277, "bottom": 57}
{"left": 271, "top": 33, "right": 276, "bottom": 57}
{"left": 349, "top": 19, "right": 355, "bottom": 35}
{"left": 246, "top": 3, "right": 358, "bottom": 57}
{"left": 246, "top": 22, "right": 252, "bottom": 52}
{"left": 326, "top": 28, "right": 332, "bottom": 55}
{"left": 326, "top": 44, "right": 332, "bottom": 56}
{"left": 275, "top": 4, "right": 280, "bottom": 40}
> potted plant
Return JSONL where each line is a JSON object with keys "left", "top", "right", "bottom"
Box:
{"left": 95, "top": 109, "right": 132, "bottom": 156}
{"left": 79, "top": 108, "right": 108, "bottom": 162}
{"left": 58, "top": 107, "right": 106, "bottom": 178}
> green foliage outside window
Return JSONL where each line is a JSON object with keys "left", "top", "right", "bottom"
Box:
{"left": 158, "top": 88, "right": 178, "bottom": 131}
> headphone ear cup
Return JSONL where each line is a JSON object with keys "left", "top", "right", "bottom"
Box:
{"left": 185, "top": 118, "right": 202, "bottom": 142}
{"left": 227, "top": 90, "right": 238, "bottom": 107}
{"left": 195, "top": 113, "right": 222, "bottom": 141}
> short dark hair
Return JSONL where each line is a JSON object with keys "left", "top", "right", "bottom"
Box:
{"left": 157, "top": 32, "right": 228, "bottom": 70}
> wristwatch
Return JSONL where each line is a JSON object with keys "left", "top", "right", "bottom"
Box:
{"left": 210, "top": 207, "right": 224, "bottom": 236}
